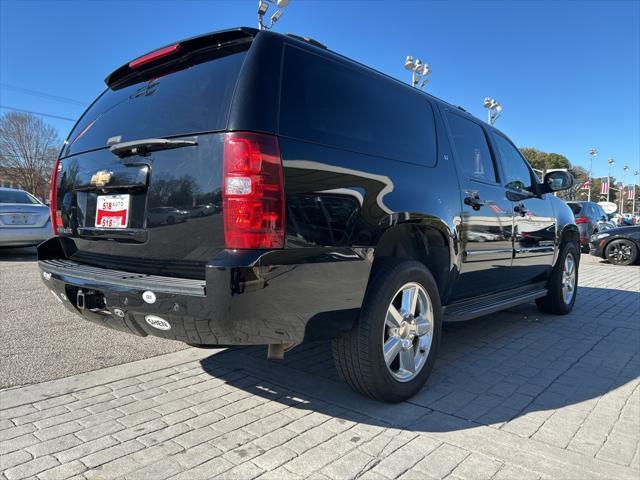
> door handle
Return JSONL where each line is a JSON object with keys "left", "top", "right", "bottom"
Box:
{"left": 464, "top": 192, "right": 486, "bottom": 211}
{"left": 514, "top": 204, "right": 528, "bottom": 217}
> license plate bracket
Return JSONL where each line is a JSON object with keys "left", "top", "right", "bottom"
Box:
{"left": 95, "top": 194, "right": 130, "bottom": 229}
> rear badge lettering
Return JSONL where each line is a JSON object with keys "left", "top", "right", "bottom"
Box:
{"left": 145, "top": 315, "right": 171, "bottom": 331}
{"left": 142, "top": 291, "right": 156, "bottom": 304}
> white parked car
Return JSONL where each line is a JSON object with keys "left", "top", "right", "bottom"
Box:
{"left": 0, "top": 188, "right": 52, "bottom": 247}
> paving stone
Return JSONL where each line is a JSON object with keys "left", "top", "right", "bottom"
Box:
{"left": 4, "top": 455, "right": 59, "bottom": 480}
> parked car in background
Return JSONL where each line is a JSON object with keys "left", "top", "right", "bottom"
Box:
{"left": 146, "top": 207, "right": 188, "bottom": 226}
{"left": 38, "top": 27, "right": 578, "bottom": 402}
{"left": 567, "top": 201, "right": 615, "bottom": 252}
{"left": 0, "top": 187, "right": 51, "bottom": 247}
{"left": 590, "top": 226, "right": 640, "bottom": 266}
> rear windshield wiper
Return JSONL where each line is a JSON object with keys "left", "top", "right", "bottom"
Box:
{"left": 109, "top": 138, "right": 197, "bottom": 158}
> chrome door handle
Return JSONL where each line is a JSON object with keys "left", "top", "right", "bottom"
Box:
{"left": 464, "top": 193, "right": 486, "bottom": 211}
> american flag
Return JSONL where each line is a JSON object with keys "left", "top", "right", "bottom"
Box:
{"left": 579, "top": 180, "right": 590, "bottom": 190}
{"left": 629, "top": 185, "right": 636, "bottom": 200}
{"left": 600, "top": 177, "right": 609, "bottom": 195}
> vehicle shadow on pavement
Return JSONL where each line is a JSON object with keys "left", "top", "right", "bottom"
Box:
{"left": 200, "top": 286, "right": 639, "bottom": 433}
{"left": 0, "top": 246, "right": 38, "bottom": 261}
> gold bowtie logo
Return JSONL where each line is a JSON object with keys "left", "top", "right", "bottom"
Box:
{"left": 90, "top": 170, "right": 112, "bottom": 188}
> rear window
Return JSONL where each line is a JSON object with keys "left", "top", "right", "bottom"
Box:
{"left": 568, "top": 203, "right": 583, "bottom": 215}
{"left": 0, "top": 190, "right": 41, "bottom": 204}
{"left": 279, "top": 46, "right": 437, "bottom": 166}
{"left": 63, "top": 49, "right": 248, "bottom": 157}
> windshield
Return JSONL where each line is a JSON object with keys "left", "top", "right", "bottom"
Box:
{"left": 63, "top": 49, "right": 248, "bottom": 157}
{"left": 567, "top": 203, "right": 583, "bottom": 215}
{"left": 0, "top": 190, "right": 41, "bottom": 204}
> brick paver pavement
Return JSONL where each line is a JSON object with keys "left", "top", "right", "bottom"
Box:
{"left": 1, "top": 255, "right": 639, "bottom": 479}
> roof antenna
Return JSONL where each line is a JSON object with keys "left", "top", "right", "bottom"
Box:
{"left": 258, "top": 0, "right": 290, "bottom": 31}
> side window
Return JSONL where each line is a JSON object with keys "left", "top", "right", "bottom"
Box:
{"left": 493, "top": 133, "right": 534, "bottom": 193}
{"left": 446, "top": 112, "right": 497, "bottom": 182}
{"left": 280, "top": 46, "right": 438, "bottom": 166}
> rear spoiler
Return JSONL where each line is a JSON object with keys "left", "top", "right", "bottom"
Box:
{"left": 104, "top": 27, "right": 258, "bottom": 90}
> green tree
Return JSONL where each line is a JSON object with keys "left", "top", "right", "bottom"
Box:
{"left": 519, "top": 147, "right": 570, "bottom": 174}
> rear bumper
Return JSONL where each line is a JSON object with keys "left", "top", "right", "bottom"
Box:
{"left": 38, "top": 237, "right": 371, "bottom": 346}
{"left": 0, "top": 224, "right": 52, "bottom": 247}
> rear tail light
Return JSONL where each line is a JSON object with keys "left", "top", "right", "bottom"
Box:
{"left": 575, "top": 216, "right": 590, "bottom": 224}
{"left": 50, "top": 158, "right": 62, "bottom": 235}
{"left": 222, "top": 132, "right": 285, "bottom": 249}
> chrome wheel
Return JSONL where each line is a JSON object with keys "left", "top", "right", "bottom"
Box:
{"left": 561, "top": 253, "right": 576, "bottom": 304}
{"left": 382, "top": 282, "right": 433, "bottom": 382}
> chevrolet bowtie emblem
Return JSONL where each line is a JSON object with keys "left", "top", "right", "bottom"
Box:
{"left": 90, "top": 170, "right": 112, "bottom": 188}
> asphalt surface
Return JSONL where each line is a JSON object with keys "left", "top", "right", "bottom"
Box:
{"left": 0, "top": 246, "right": 187, "bottom": 389}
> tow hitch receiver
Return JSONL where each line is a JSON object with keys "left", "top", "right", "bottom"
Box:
{"left": 76, "top": 289, "right": 106, "bottom": 310}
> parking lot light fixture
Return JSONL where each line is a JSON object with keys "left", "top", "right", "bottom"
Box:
{"left": 483, "top": 97, "right": 502, "bottom": 126}
{"left": 404, "top": 55, "right": 431, "bottom": 89}
{"left": 257, "top": 0, "right": 290, "bottom": 30}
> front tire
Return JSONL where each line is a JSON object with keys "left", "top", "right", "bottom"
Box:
{"left": 332, "top": 260, "right": 442, "bottom": 403}
{"left": 605, "top": 239, "right": 638, "bottom": 266}
{"left": 536, "top": 242, "right": 579, "bottom": 315}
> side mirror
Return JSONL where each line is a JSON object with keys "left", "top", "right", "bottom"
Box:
{"left": 541, "top": 170, "right": 573, "bottom": 193}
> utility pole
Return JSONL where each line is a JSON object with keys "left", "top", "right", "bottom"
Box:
{"left": 588, "top": 148, "right": 597, "bottom": 202}
{"left": 607, "top": 158, "right": 615, "bottom": 203}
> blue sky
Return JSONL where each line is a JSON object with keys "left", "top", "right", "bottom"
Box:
{"left": 1, "top": 0, "right": 638, "bottom": 180}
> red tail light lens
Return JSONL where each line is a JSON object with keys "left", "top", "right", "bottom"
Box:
{"left": 222, "top": 132, "right": 285, "bottom": 249}
{"left": 575, "top": 216, "right": 590, "bottom": 224}
{"left": 50, "top": 158, "right": 62, "bottom": 235}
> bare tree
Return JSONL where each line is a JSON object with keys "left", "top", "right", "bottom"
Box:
{"left": 0, "top": 111, "right": 60, "bottom": 200}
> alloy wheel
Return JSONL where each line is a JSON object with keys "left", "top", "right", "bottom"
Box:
{"left": 607, "top": 240, "right": 633, "bottom": 264}
{"left": 561, "top": 253, "right": 576, "bottom": 304}
{"left": 382, "top": 282, "right": 434, "bottom": 382}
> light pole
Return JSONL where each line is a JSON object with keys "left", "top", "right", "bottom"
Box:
{"left": 257, "top": 0, "right": 289, "bottom": 31}
{"left": 633, "top": 170, "right": 639, "bottom": 216}
{"left": 588, "top": 147, "right": 597, "bottom": 202}
{"left": 483, "top": 97, "right": 502, "bottom": 126}
{"left": 607, "top": 158, "right": 615, "bottom": 202}
{"left": 404, "top": 56, "right": 431, "bottom": 89}
{"left": 620, "top": 165, "right": 629, "bottom": 214}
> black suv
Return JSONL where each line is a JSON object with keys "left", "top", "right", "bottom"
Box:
{"left": 39, "top": 28, "right": 578, "bottom": 402}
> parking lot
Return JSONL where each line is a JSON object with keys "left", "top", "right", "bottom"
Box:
{"left": 1, "top": 252, "right": 638, "bottom": 479}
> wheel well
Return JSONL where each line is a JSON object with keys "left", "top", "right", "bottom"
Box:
{"left": 560, "top": 225, "right": 580, "bottom": 247}
{"left": 372, "top": 224, "right": 449, "bottom": 299}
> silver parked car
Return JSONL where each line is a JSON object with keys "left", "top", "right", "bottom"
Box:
{"left": 0, "top": 188, "right": 52, "bottom": 247}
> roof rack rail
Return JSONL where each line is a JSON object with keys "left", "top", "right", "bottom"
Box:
{"left": 456, "top": 105, "right": 467, "bottom": 112}
{"left": 286, "top": 34, "right": 327, "bottom": 49}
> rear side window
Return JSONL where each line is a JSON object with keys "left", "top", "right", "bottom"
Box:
{"left": 568, "top": 203, "right": 583, "bottom": 215}
{"left": 446, "top": 112, "right": 497, "bottom": 182}
{"left": 279, "top": 46, "right": 437, "bottom": 166}
{"left": 64, "top": 49, "right": 248, "bottom": 157}
{"left": 0, "top": 190, "right": 40, "bottom": 204}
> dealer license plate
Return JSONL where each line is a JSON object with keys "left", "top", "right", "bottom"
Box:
{"left": 95, "top": 194, "right": 130, "bottom": 228}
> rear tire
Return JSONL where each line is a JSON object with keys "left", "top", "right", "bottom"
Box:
{"left": 605, "top": 239, "right": 638, "bottom": 266}
{"left": 332, "top": 259, "right": 442, "bottom": 403}
{"left": 536, "top": 242, "right": 579, "bottom": 315}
